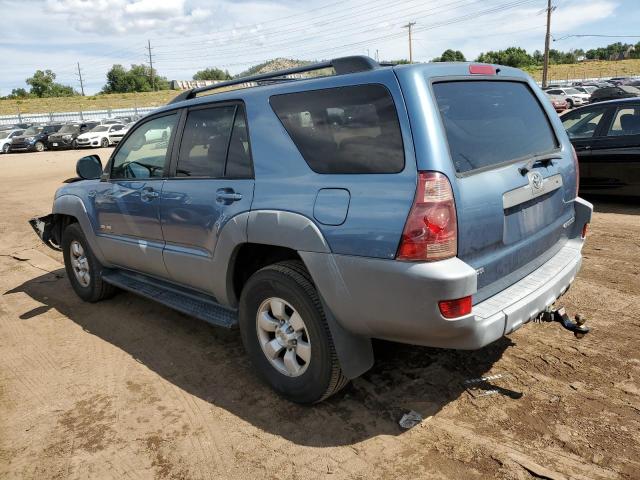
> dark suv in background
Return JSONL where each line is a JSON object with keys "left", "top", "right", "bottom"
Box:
{"left": 10, "top": 124, "right": 63, "bottom": 152}
{"left": 47, "top": 122, "right": 100, "bottom": 150}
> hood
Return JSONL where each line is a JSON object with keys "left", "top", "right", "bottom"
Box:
{"left": 77, "top": 131, "right": 100, "bottom": 139}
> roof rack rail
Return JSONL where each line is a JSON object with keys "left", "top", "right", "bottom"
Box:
{"left": 169, "top": 55, "right": 381, "bottom": 104}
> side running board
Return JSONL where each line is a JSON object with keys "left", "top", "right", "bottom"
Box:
{"left": 102, "top": 270, "right": 238, "bottom": 328}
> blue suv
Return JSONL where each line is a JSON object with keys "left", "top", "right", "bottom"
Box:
{"left": 30, "top": 57, "right": 592, "bottom": 403}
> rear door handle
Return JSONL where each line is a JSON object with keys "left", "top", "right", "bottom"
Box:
{"left": 216, "top": 190, "right": 243, "bottom": 203}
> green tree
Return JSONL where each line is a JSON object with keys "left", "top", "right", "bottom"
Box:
{"left": 193, "top": 67, "right": 231, "bottom": 81}
{"left": 102, "top": 64, "right": 169, "bottom": 93}
{"left": 25, "top": 70, "right": 77, "bottom": 97}
{"left": 476, "top": 47, "right": 533, "bottom": 68}
{"left": 433, "top": 49, "right": 466, "bottom": 62}
{"left": 6, "top": 88, "right": 30, "bottom": 99}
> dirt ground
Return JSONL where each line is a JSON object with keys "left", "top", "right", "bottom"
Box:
{"left": 0, "top": 148, "right": 638, "bottom": 480}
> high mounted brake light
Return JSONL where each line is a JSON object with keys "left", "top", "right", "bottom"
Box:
{"left": 469, "top": 65, "right": 496, "bottom": 75}
{"left": 397, "top": 171, "right": 457, "bottom": 261}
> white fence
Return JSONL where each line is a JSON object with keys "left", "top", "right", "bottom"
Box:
{"left": 0, "top": 106, "right": 158, "bottom": 126}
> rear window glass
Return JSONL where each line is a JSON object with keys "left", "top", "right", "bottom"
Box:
{"left": 433, "top": 81, "right": 558, "bottom": 174}
{"left": 270, "top": 84, "right": 404, "bottom": 174}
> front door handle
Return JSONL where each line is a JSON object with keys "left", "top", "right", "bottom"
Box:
{"left": 216, "top": 189, "right": 243, "bottom": 203}
{"left": 141, "top": 187, "right": 159, "bottom": 201}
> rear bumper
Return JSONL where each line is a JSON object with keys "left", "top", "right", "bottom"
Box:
{"left": 302, "top": 198, "right": 593, "bottom": 350}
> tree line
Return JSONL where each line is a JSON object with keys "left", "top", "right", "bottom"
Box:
{"left": 3, "top": 41, "right": 638, "bottom": 99}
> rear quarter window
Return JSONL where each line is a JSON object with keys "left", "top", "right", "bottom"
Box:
{"left": 270, "top": 84, "right": 404, "bottom": 174}
{"left": 433, "top": 81, "right": 558, "bottom": 174}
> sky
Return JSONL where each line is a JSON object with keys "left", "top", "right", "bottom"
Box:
{"left": 0, "top": 0, "right": 639, "bottom": 95}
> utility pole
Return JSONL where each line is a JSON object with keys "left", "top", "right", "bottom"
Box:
{"left": 147, "top": 39, "right": 155, "bottom": 91}
{"left": 542, "top": 0, "right": 556, "bottom": 88}
{"left": 403, "top": 22, "right": 416, "bottom": 63}
{"left": 76, "top": 62, "right": 85, "bottom": 96}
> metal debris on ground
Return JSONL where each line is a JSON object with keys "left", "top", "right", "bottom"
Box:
{"left": 399, "top": 410, "right": 423, "bottom": 429}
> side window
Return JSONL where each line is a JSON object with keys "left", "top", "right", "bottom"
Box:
{"left": 562, "top": 107, "right": 608, "bottom": 139}
{"left": 111, "top": 113, "right": 177, "bottom": 180}
{"left": 270, "top": 84, "right": 404, "bottom": 174}
{"left": 607, "top": 106, "right": 640, "bottom": 136}
{"left": 225, "top": 105, "right": 253, "bottom": 178}
{"left": 547, "top": 90, "right": 561, "bottom": 95}
{"left": 176, "top": 106, "right": 236, "bottom": 177}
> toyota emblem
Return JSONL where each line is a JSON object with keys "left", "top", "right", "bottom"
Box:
{"left": 529, "top": 172, "right": 544, "bottom": 190}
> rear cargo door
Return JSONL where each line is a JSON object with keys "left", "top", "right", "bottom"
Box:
{"left": 433, "top": 80, "right": 577, "bottom": 303}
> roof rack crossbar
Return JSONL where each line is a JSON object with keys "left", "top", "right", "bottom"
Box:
{"left": 169, "top": 55, "right": 381, "bottom": 104}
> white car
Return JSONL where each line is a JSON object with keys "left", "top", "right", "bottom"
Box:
{"left": 545, "top": 87, "right": 590, "bottom": 109}
{"left": 108, "top": 121, "right": 136, "bottom": 145}
{"left": 76, "top": 124, "right": 126, "bottom": 148}
{"left": 0, "top": 129, "right": 25, "bottom": 153}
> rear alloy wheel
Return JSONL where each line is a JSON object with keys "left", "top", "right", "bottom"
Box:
{"left": 239, "top": 260, "right": 348, "bottom": 404}
{"left": 35, "top": 141, "right": 45, "bottom": 152}
{"left": 100, "top": 137, "right": 109, "bottom": 148}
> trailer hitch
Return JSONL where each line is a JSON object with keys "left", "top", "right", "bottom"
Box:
{"left": 537, "top": 306, "right": 590, "bottom": 338}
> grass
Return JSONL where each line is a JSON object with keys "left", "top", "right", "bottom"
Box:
{"left": 3, "top": 58, "right": 640, "bottom": 116}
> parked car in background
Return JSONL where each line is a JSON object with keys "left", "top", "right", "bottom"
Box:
{"left": 108, "top": 121, "right": 135, "bottom": 145}
{"left": 562, "top": 98, "right": 640, "bottom": 197}
{"left": 545, "top": 93, "right": 568, "bottom": 112}
{"left": 590, "top": 86, "right": 640, "bottom": 103}
{"left": 609, "top": 77, "right": 633, "bottom": 86}
{"left": 574, "top": 86, "right": 597, "bottom": 95}
{"left": 0, "top": 123, "right": 31, "bottom": 131}
{"left": 545, "top": 87, "right": 590, "bottom": 109}
{"left": 9, "top": 124, "right": 63, "bottom": 152}
{"left": 101, "top": 119, "right": 123, "bottom": 125}
{"left": 76, "top": 124, "right": 126, "bottom": 148}
{"left": 47, "top": 121, "right": 100, "bottom": 150}
{"left": 29, "top": 58, "right": 592, "bottom": 403}
{"left": 0, "top": 129, "right": 25, "bottom": 153}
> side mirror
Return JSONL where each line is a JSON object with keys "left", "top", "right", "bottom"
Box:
{"left": 76, "top": 155, "right": 103, "bottom": 180}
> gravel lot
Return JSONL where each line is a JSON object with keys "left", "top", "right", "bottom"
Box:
{"left": 0, "top": 148, "right": 638, "bottom": 480}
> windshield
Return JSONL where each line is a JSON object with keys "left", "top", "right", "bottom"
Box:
{"left": 565, "top": 88, "right": 581, "bottom": 95}
{"left": 434, "top": 81, "right": 558, "bottom": 174}
{"left": 0, "top": 131, "right": 9, "bottom": 139}
{"left": 621, "top": 86, "right": 640, "bottom": 94}
{"left": 58, "top": 125, "right": 79, "bottom": 133}
{"left": 23, "top": 127, "right": 42, "bottom": 135}
{"left": 91, "top": 126, "right": 109, "bottom": 132}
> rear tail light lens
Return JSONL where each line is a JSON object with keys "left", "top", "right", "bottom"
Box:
{"left": 439, "top": 296, "right": 472, "bottom": 319}
{"left": 571, "top": 145, "right": 580, "bottom": 198}
{"left": 397, "top": 171, "right": 457, "bottom": 261}
{"left": 581, "top": 223, "right": 589, "bottom": 239}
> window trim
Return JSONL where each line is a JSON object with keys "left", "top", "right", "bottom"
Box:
{"left": 268, "top": 83, "right": 406, "bottom": 175}
{"left": 429, "top": 76, "right": 562, "bottom": 178}
{"left": 606, "top": 104, "right": 640, "bottom": 138}
{"left": 106, "top": 110, "right": 181, "bottom": 182}
{"left": 167, "top": 100, "right": 254, "bottom": 180}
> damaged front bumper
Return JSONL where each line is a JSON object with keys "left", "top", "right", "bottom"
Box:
{"left": 28, "top": 214, "right": 61, "bottom": 251}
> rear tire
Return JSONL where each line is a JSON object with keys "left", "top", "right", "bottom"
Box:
{"left": 239, "top": 260, "right": 348, "bottom": 403}
{"left": 62, "top": 223, "right": 116, "bottom": 302}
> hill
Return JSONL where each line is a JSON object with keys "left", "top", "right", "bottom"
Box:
{"left": 2, "top": 58, "right": 639, "bottom": 116}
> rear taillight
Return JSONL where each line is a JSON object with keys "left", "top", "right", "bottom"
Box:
{"left": 571, "top": 145, "right": 580, "bottom": 198}
{"left": 439, "top": 296, "right": 472, "bottom": 319}
{"left": 581, "top": 223, "right": 589, "bottom": 239}
{"left": 397, "top": 171, "right": 457, "bottom": 262}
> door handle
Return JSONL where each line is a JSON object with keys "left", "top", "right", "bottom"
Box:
{"left": 141, "top": 188, "right": 159, "bottom": 201}
{"left": 216, "top": 190, "right": 243, "bottom": 203}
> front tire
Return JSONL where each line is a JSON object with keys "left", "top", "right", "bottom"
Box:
{"left": 566, "top": 99, "right": 574, "bottom": 109}
{"left": 62, "top": 223, "right": 116, "bottom": 302}
{"left": 100, "top": 137, "right": 109, "bottom": 148}
{"left": 35, "top": 141, "right": 45, "bottom": 152}
{"left": 72, "top": 139, "right": 79, "bottom": 149}
{"left": 1, "top": 143, "right": 9, "bottom": 154}
{"left": 239, "top": 261, "right": 348, "bottom": 403}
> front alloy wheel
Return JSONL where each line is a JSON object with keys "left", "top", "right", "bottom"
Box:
{"left": 256, "top": 297, "right": 311, "bottom": 377}
{"left": 69, "top": 240, "right": 90, "bottom": 287}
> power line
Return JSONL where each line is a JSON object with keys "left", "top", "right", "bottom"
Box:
{"left": 75, "top": 62, "right": 85, "bottom": 96}
{"left": 554, "top": 34, "right": 640, "bottom": 42}
{"left": 147, "top": 39, "right": 155, "bottom": 91}
{"left": 403, "top": 22, "right": 416, "bottom": 62}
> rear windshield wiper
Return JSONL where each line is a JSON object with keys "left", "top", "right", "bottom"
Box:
{"left": 519, "top": 155, "right": 559, "bottom": 176}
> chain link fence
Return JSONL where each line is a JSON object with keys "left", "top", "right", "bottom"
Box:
{"left": 0, "top": 106, "right": 158, "bottom": 126}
